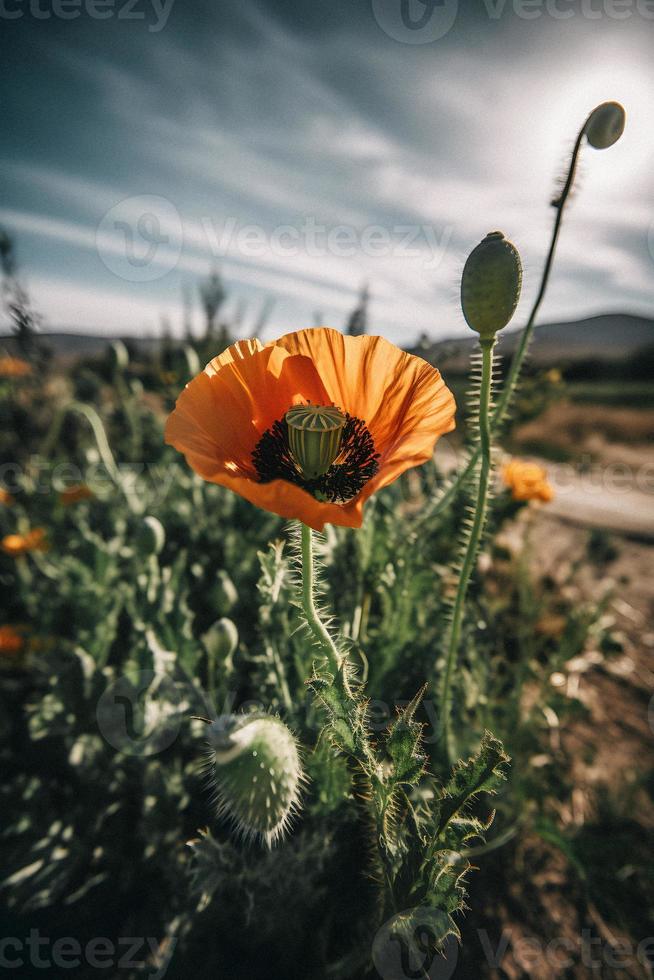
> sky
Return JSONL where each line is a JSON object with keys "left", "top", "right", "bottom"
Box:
{"left": 1, "top": 0, "right": 653, "bottom": 347}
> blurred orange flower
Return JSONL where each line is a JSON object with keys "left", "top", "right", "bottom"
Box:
{"left": 502, "top": 459, "right": 554, "bottom": 503}
{"left": 0, "top": 488, "right": 14, "bottom": 506}
{"left": 60, "top": 484, "right": 94, "bottom": 506}
{"left": 0, "top": 356, "right": 32, "bottom": 378}
{"left": 1, "top": 528, "right": 48, "bottom": 556}
{"left": 166, "top": 328, "right": 456, "bottom": 531}
{"left": 0, "top": 625, "right": 24, "bottom": 656}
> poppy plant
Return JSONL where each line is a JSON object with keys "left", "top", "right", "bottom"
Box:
{"left": 502, "top": 459, "right": 554, "bottom": 503}
{"left": 1, "top": 528, "right": 48, "bottom": 557}
{"left": 166, "top": 328, "right": 456, "bottom": 531}
{"left": 0, "top": 356, "right": 32, "bottom": 378}
{"left": 0, "top": 625, "right": 24, "bottom": 657}
{"left": 59, "top": 484, "right": 94, "bottom": 506}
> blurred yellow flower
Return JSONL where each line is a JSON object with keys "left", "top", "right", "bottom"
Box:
{"left": 0, "top": 488, "right": 14, "bottom": 506}
{"left": 502, "top": 459, "right": 554, "bottom": 503}
{"left": 0, "top": 356, "right": 32, "bottom": 378}
{"left": 0, "top": 625, "right": 24, "bottom": 656}
{"left": 60, "top": 484, "right": 94, "bottom": 506}
{"left": 1, "top": 528, "right": 48, "bottom": 556}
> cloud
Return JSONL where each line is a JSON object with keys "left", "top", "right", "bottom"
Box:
{"left": 1, "top": 2, "right": 652, "bottom": 344}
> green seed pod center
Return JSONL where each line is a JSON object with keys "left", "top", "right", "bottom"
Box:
{"left": 285, "top": 403, "right": 346, "bottom": 480}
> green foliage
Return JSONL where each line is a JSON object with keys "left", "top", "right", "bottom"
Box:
{"left": 436, "top": 732, "right": 509, "bottom": 835}
{"left": 0, "top": 340, "right": 620, "bottom": 978}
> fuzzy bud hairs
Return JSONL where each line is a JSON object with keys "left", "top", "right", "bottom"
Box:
{"left": 204, "top": 714, "right": 305, "bottom": 847}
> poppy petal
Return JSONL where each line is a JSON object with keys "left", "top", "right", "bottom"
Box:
{"left": 165, "top": 342, "right": 331, "bottom": 479}
{"left": 270, "top": 328, "right": 456, "bottom": 495}
{"left": 205, "top": 338, "right": 265, "bottom": 377}
{"left": 168, "top": 328, "right": 456, "bottom": 529}
{"left": 203, "top": 472, "right": 364, "bottom": 531}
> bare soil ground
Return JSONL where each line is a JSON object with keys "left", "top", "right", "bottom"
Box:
{"left": 459, "top": 510, "right": 654, "bottom": 979}
{"left": 511, "top": 399, "right": 654, "bottom": 539}
{"left": 513, "top": 401, "right": 654, "bottom": 456}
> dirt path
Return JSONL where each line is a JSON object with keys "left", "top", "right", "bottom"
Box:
{"left": 437, "top": 437, "right": 654, "bottom": 540}
{"left": 545, "top": 461, "right": 654, "bottom": 541}
{"left": 459, "top": 511, "right": 654, "bottom": 979}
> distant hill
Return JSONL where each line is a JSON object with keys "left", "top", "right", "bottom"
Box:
{"left": 0, "top": 331, "right": 161, "bottom": 360}
{"left": 1, "top": 313, "right": 653, "bottom": 370}
{"left": 412, "top": 313, "right": 654, "bottom": 373}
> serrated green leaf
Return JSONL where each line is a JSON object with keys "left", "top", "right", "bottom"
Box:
{"left": 436, "top": 731, "right": 509, "bottom": 836}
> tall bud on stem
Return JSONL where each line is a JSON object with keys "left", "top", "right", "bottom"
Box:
{"left": 417, "top": 100, "right": 625, "bottom": 531}
{"left": 461, "top": 231, "right": 522, "bottom": 342}
{"left": 439, "top": 233, "right": 522, "bottom": 761}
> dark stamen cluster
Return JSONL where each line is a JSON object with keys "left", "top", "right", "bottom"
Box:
{"left": 252, "top": 413, "right": 379, "bottom": 502}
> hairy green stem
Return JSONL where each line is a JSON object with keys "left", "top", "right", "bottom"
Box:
{"left": 300, "top": 523, "right": 343, "bottom": 674}
{"left": 439, "top": 339, "right": 495, "bottom": 761}
{"left": 415, "top": 125, "right": 586, "bottom": 530}
{"left": 299, "top": 523, "right": 390, "bottom": 918}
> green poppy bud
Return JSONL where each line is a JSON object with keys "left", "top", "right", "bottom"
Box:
{"left": 183, "top": 344, "right": 201, "bottom": 379}
{"left": 134, "top": 515, "right": 165, "bottom": 557}
{"left": 202, "top": 617, "right": 238, "bottom": 671}
{"left": 207, "top": 714, "right": 304, "bottom": 846}
{"left": 214, "top": 570, "right": 238, "bottom": 613}
{"left": 585, "top": 101, "right": 625, "bottom": 150}
{"left": 461, "top": 231, "right": 522, "bottom": 341}
{"left": 109, "top": 339, "right": 129, "bottom": 371}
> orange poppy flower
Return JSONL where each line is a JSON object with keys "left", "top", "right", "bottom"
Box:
{"left": 0, "top": 488, "right": 14, "bottom": 506}
{"left": 0, "top": 356, "right": 32, "bottom": 378}
{"left": 1, "top": 528, "right": 48, "bottom": 556}
{"left": 59, "top": 483, "right": 94, "bottom": 506}
{"left": 0, "top": 625, "right": 24, "bottom": 656}
{"left": 502, "top": 459, "right": 554, "bottom": 503}
{"left": 165, "top": 328, "right": 456, "bottom": 531}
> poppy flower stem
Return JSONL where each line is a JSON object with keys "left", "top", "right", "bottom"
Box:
{"left": 440, "top": 337, "right": 495, "bottom": 762}
{"left": 416, "top": 122, "right": 585, "bottom": 530}
{"left": 299, "top": 522, "right": 393, "bottom": 919}
{"left": 299, "top": 523, "right": 343, "bottom": 676}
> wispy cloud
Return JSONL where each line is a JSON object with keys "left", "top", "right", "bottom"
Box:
{"left": 2, "top": 2, "right": 652, "bottom": 343}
